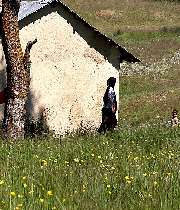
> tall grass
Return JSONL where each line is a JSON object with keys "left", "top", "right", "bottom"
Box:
{"left": 0, "top": 0, "right": 180, "bottom": 209}
{"left": 0, "top": 125, "right": 180, "bottom": 209}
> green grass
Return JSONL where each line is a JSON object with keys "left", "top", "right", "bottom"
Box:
{"left": 62, "top": 0, "right": 180, "bottom": 63}
{"left": 119, "top": 66, "right": 180, "bottom": 126}
{"left": 2, "top": 71, "right": 180, "bottom": 209}
{"left": 112, "top": 31, "right": 180, "bottom": 43}
{"left": 0, "top": 126, "right": 180, "bottom": 210}
{"left": 1, "top": 69, "right": 180, "bottom": 209}
{"left": 0, "top": 0, "right": 180, "bottom": 209}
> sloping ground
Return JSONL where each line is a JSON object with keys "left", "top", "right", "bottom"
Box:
{"left": 1, "top": 0, "right": 180, "bottom": 63}
{"left": 0, "top": 0, "right": 180, "bottom": 129}
{"left": 62, "top": 0, "right": 180, "bottom": 128}
{"left": 120, "top": 49, "right": 180, "bottom": 76}
{"left": 63, "top": 0, "right": 180, "bottom": 63}
{"left": 62, "top": 0, "right": 180, "bottom": 32}
{"left": 119, "top": 49, "right": 180, "bottom": 128}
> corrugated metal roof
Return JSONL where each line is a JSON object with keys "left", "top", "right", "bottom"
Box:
{"left": 18, "top": 0, "right": 53, "bottom": 21}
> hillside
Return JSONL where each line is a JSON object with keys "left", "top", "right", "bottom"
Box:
{"left": 61, "top": 0, "right": 180, "bottom": 127}
{"left": 0, "top": 1, "right": 180, "bottom": 209}
{"left": 62, "top": 0, "right": 180, "bottom": 63}
{"left": 1, "top": 0, "right": 179, "bottom": 63}
{"left": 0, "top": 0, "right": 180, "bottom": 126}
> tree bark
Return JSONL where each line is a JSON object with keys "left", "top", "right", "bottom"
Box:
{"left": 1, "top": 0, "right": 36, "bottom": 139}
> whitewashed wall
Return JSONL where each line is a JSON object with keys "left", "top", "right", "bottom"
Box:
{"left": 0, "top": 11, "right": 119, "bottom": 134}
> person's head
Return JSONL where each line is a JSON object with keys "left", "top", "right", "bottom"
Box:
{"left": 172, "top": 109, "right": 178, "bottom": 118}
{"left": 107, "top": 77, "right": 116, "bottom": 88}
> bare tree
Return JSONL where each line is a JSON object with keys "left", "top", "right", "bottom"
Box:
{"left": 1, "top": 0, "right": 37, "bottom": 139}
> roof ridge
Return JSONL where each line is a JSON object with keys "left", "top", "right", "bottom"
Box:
{"left": 0, "top": 0, "right": 140, "bottom": 63}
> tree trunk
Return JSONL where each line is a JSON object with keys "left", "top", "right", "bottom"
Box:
{"left": 1, "top": 0, "right": 36, "bottom": 139}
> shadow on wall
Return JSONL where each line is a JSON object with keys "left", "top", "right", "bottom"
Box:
{"left": 0, "top": 69, "right": 6, "bottom": 90}
{"left": 25, "top": 91, "right": 50, "bottom": 138}
{"left": 0, "top": 64, "right": 50, "bottom": 138}
{"left": 0, "top": 36, "right": 50, "bottom": 138}
{"left": 0, "top": 89, "right": 50, "bottom": 139}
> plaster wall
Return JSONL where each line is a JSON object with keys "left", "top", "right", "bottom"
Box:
{"left": 0, "top": 11, "right": 119, "bottom": 134}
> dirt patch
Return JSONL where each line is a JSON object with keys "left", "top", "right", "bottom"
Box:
{"left": 96, "top": 9, "right": 115, "bottom": 18}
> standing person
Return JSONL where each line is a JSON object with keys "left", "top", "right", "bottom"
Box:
{"left": 98, "top": 77, "right": 117, "bottom": 133}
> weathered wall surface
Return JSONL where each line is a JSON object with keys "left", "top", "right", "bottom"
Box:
{"left": 0, "top": 11, "right": 119, "bottom": 134}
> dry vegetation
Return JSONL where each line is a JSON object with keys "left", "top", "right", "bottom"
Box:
{"left": 62, "top": 0, "right": 180, "bottom": 63}
{"left": 62, "top": 0, "right": 180, "bottom": 127}
{"left": 0, "top": 0, "right": 180, "bottom": 209}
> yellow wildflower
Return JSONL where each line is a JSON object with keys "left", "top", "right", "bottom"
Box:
{"left": 23, "top": 183, "right": 27, "bottom": 188}
{"left": 143, "top": 173, "right": 147, "bottom": 177}
{"left": 29, "top": 190, "right": 34, "bottom": 195}
{"left": 154, "top": 181, "right": 158, "bottom": 186}
{"left": 0, "top": 180, "right": 4, "bottom": 185}
{"left": 125, "top": 176, "right": 129, "bottom": 180}
{"left": 47, "top": 191, "right": 53, "bottom": 196}
{"left": 74, "top": 158, "right": 79, "bottom": 163}
{"left": 152, "top": 171, "right": 158, "bottom": 175}
{"left": 40, "top": 198, "right": 44, "bottom": 203}
{"left": 10, "top": 192, "right": 16, "bottom": 197}
{"left": 107, "top": 184, "right": 110, "bottom": 188}
{"left": 41, "top": 160, "right": 48, "bottom": 167}
{"left": 126, "top": 180, "right": 132, "bottom": 184}
{"left": 18, "top": 195, "right": 23, "bottom": 198}
{"left": 17, "top": 204, "right": 23, "bottom": 207}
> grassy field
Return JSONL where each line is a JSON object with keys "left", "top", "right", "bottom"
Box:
{"left": 63, "top": 0, "right": 180, "bottom": 63}
{"left": 0, "top": 126, "right": 180, "bottom": 210}
{"left": 0, "top": 0, "right": 180, "bottom": 209}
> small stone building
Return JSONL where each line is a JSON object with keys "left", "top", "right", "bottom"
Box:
{"left": 0, "top": 0, "right": 139, "bottom": 135}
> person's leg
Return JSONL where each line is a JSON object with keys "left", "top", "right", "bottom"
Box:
{"left": 107, "top": 112, "right": 117, "bottom": 131}
{"left": 103, "top": 115, "right": 109, "bottom": 133}
{"left": 112, "top": 113, "right": 117, "bottom": 129}
{"left": 98, "top": 108, "right": 106, "bottom": 133}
